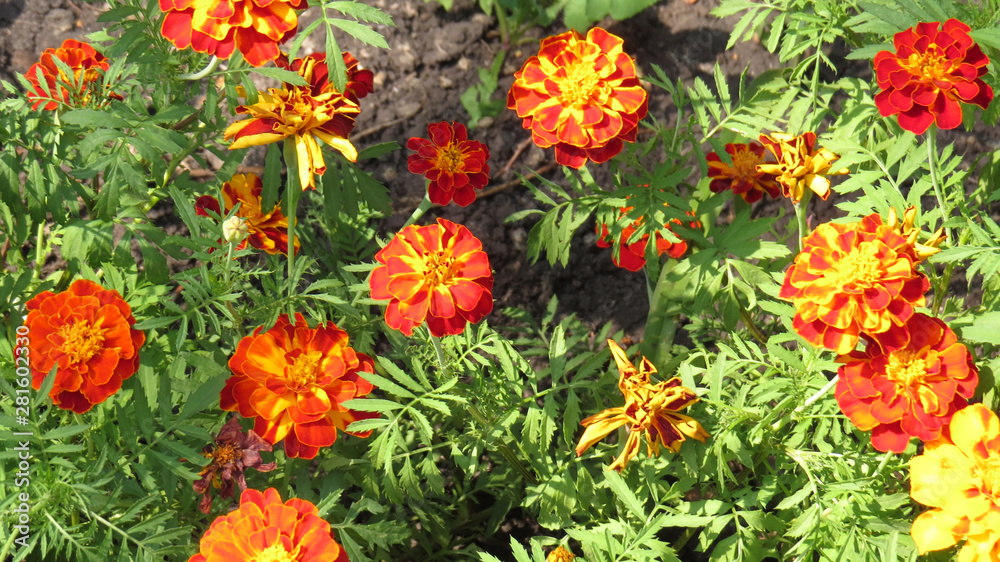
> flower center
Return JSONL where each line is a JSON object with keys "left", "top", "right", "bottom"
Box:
{"left": 885, "top": 349, "right": 928, "bottom": 387}
{"left": 210, "top": 443, "right": 241, "bottom": 466}
{"left": 731, "top": 147, "right": 763, "bottom": 178}
{"left": 423, "top": 251, "right": 455, "bottom": 287}
{"left": 433, "top": 144, "right": 465, "bottom": 174}
{"left": 255, "top": 542, "right": 299, "bottom": 562}
{"left": 902, "top": 46, "right": 954, "bottom": 85}
{"left": 558, "top": 62, "right": 602, "bottom": 107}
{"left": 830, "top": 241, "right": 884, "bottom": 290}
{"left": 285, "top": 349, "right": 323, "bottom": 388}
{"left": 59, "top": 319, "right": 105, "bottom": 364}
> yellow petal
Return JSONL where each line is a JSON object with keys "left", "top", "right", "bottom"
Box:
{"left": 911, "top": 509, "right": 961, "bottom": 554}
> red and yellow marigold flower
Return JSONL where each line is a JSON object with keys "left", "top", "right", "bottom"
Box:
{"left": 223, "top": 53, "right": 364, "bottom": 191}
{"left": 779, "top": 214, "right": 930, "bottom": 355}
{"left": 576, "top": 340, "right": 709, "bottom": 472}
{"left": 874, "top": 19, "right": 993, "bottom": 135}
{"left": 24, "top": 279, "right": 145, "bottom": 414}
{"left": 835, "top": 313, "right": 978, "bottom": 453}
{"left": 407, "top": 121, "right": 491, "bottom": 207}
{"left": 189, "top": 487, "right": 347, "bottom": 562}
{"left": 757, "top": 132, "right": 848, "bottom": 203}
{"left": 547, "top": 546, "right": 576, "bottom": 562}
{"left": 158, "top": 0, "right": 307, "bottom": 67}
{"left": 369, "top": 218, "right": 494, "bottom": 337}
{"left": 195, "top": 172, "right": 299, "bottom": 255}
{"left": 220, "top": 313, "right": 377, "bottom": 460}
{"left": 507, "top": 27, "right": 648, "bottom": 168}
{"left": 24, "top": 39, "right": 121, "bottom": 111}
{"left": 596, "top": 202, "right": 700, "bottom": 272}
{"left": 887, "top": 206, "right": 946, "bottom": 263}
{"left": 706, "top": 142, "right": 781, "bottom": 203}
{"left": 909, "top": 404, "right": 1000, "bottom": 560}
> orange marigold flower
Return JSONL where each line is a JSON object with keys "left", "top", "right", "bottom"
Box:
{"left": 192, "top": 417, "right": 276, "bottom": 514}
{"left": 189, "top": 487, "right": 347, "bottom": 562}
{"left": 875, "top": 19, "right": 993, "bottom": 135}
{"left": 706, "top": 142, "right": 781, "bottom": 203}
{"left": 24, "top": 39, "right": 121, "bottom": 111}
{"left": 195, "top": 172, "right": 299, "bottom": 255}
{"left": 24, "top": 279, "right": 145, "bottom": 414}
{"left": 887, "top": 206, "right": 946, "bottom": 263}
{"left": 576, "top": 340, "right": 709, "bottom": 472}
{"left": 547, "top": 546, "right": 576, "bottom": 562}
{"left": 158, "top": 0, "right": 307, "bottom": 67}
{"left": 835, "top": 313, "right": 978, "bottom": 453}
{"left": 909, "top": 404, "right": 1000, "bottom": 559}
{"left": 507, "top": 27, "right": 648, "bottom": 169}
{"left": 407, "top": 121, "right": 491, "bottom": 207}
{"left": 369, "top": 218, "right": 494, "bottom": 337}
{"left": 757, "top": 132, "right": 848, "bottom": 203}
{"left": 596, "top": 201, "right": 700, "bottom": 272}
{"left": 220, "top": 313, "right": 378, "bottom": 460}
{"left": 223, "top": 53, "right": 363, "bottom": 191}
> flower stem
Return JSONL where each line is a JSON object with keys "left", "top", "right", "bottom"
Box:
{"left": 793, "top": 189, "right": 813, "bottom": 253}
{"left": 926, "top": 127, "right": 952, "bottom": 245}
{"left": 32, "top": 222, "right": 44, "bottom": 280}
{"left": 178, "top": 56, "right": 220, "bottom": 81}
{"left": 283, "top": 140, "right": 300, "bottom": 316}
{"left": 796, "top": 376, "right": 838, "bottom": 413}
{"left": 402, "top": 192, "right": 433, "bottom": 228}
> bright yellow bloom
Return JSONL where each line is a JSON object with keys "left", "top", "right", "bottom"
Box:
{"left": 909, "top": 403, "right": 1000, "bottom": 561}
{"left": 547, "top": 546, "right": 576, "bottom": 562}
{"left": 575, "top": 340, "right": 709, "bottom": 471}
{"left": 887, "top": 206, "right": 946, "bottom": 263}
{"left": 756, "top": 132, "right": 848, "bottom": 203}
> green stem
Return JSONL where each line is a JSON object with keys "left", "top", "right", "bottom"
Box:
{"left": 403, "top": 192, "right": 434, "bottom": 228}
{"left": 32, "top": 222, "right": 45, "bottom": 279}
{"left": 178, "top": 56, "right": 220, "bottom": 81}
{"left": 739, "top": 304, "right": 766, "bottom": 344}
{"left": 793, "top": 189, "right": 813, "bottom": 252}
{"left": 926, "top": 127, "right": 952, "bottom": 245}
{"left": 796, "top": 377, "right": 838, "bottom": 412}
{"left": 283, "top": 140, "right": 300, "bottom": 316}
{"left": 494, "top": 6, "right": 511, "bottom": 49}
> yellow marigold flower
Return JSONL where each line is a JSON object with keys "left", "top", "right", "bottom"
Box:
{"left": 756, "top": 132, "right": 848, "bottom": 204}
{"left": 887, "top": 206, "right": 946, "bottom": 263}
{"left": 909, "top": 403, "right": 1000, "bottom": 560}
{"left": 547, "top": 546, "right": 576, "bottom": 562}
{"left": 575, "top": 340, "right": 709, "bottom": 472}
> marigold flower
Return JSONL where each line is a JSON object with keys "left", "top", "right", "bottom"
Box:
{"left": 874, "top": 19, "right": 993, "bottom": 135}
{"left": 223, "top": 53, "right": 363, "bottom": 190}
{"left": 757, "top": 132, "right": 848, "bottom": 203}
{"left": 706, "top": 142, "right": 781, "bottom": 203}
{"left": 189, "top": 487, "right": 347, "bottom": 562}
{"left": 908, "top": 404, "right": 1000, "bottom": 559}
{"left": 507, "top": 27, "right": 648, "bottom": 168}
{"left": 24, "top": 39, "right": 121, "bottom": 111}
{"left": 195, "top": 172, "right": 298, "bottom": 254}
{"left": 596, "top": 201, "right": 700, "bottom": 272}
{"left": 159, "top": 0, "right": 307, "bottom": 67}
{"left": 779, "top": 214, "right": 930, "bottom": 354}
{"left": 576, "top": 340, "right": 709, "bottom": 471}
{"left": 887, "top": 206, "right": 946, "bottom": 263}
{"left": 547, "top": 546, "right": 576, "bottom": 562}
{"left": 24, "top": 279, "right": 144, "bottom": 414}
{"left": 220, "top": 313, "right": 378, "bottom": 460}
{"left": 407, "top": 121, "right": 491, "bottom": 207}
{"left": 193, "top": 417, "right": 276, "bottom": 513}
{"left": 370, "top": 218, "right": 494, "bottom": 337}
{"left": 835, "top": 313, "right": 978, "bottom": 453}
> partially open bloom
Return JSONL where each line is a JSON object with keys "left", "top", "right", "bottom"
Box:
{"left": 507, "top": 27, "right": 648, "bottom": 168}
{"left": 407, "top": 121, "right": 491, "bottom": 207}
{"left": 24, "top": 279, "right": 144, "bottom": 414}
{"left": 576, "top": 340, "right": 709, "bottom": 471}
{"left": 874, "top": 19, "right": 993, "bottom": 134}
{"left": 835, "top": 313, "right": 978, "bottom": 453}
{"left": 757, "top": 132, "right": 848, "bottom": 203}
{"left": 193, "top": 417, "right": 276, "bottom": 513}
{"left": 195, "top": 173, "right": 298, "bottom": 254}
{"left": 596, "top": 202, "right": 700, "bottom": 272}
{"left": 220, "top": 313, "right": 377, "bottom": 459}
{"left": 780, "top": 214, "right": 930, "bottom": 354}
{"left": 159, "top": 0, "right": 307, "bottom": 67}
{"left": 224, "top": 53, "right": 364, "bottom": 190}
{"left": 706, "top": 142, "right": 781, "bottom": 203}
{"left": 547, "top": 546, "right": 576, "bottom": 562}
{"left": 909, "top": 404, "right": 1000, "bottom": 559}
{"left": 189, "top": 487, "right": 347, "bottom": 562}
{"left": 887, "top": 206, "right": 946, "bottom": 263}
{"left": 370, "top": 218, "right": 494, "bottom": 337}
{"left": 24, "top": 39, "right": 121, "bottom": 111}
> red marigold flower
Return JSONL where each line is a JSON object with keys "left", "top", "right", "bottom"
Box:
{"left": 277, "top": 51, "right": 373, "bottom": 104}
{"left": 159, "top": 0, "right": 307, "bottom": 67}
{"left": 507, "top": 27, "right": 648, "bottom": 168}
{"left": 24, "top": 39, "right": 121, "bottom": 111}
{"left": 192, "top": 417, "right": 276, "bottom": 513}
{"left": 407, "top": 121, "right": 491, "bottom": 207}
{"left": 369, "top": 218, "right": 494, "bottom": 337}
{"left": 835, "top": 313, "right": 978, "bottom": 453}
{"left": 223, "top": 53, "right": 362, "bottom": 190}
{"left": 220, "top": 313, "right": 377, "bottom": 460}
{"left": 195, "top": 172, "right": 299, "bottom": 255}
{"left": 757, "top": 132, "right": 848, "bottom": 204}
{"left": 189, "top": 487, "right": 347, "bottom": 562}
{"left": 24, "top": 279, "right": 145, "bottom": 414}
{"left": 706, "top": 142, "right": 781, "bottom": 203}
{"left": 596, "top": 202, "right": 700, "bottom": 272}
{"left": 874, "top": 19, "right": 993, "bottom": 134}
{"left": 779, "top": 214, "right": 930, "bottom": 354}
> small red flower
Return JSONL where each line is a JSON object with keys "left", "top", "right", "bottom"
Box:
{"left": 874, "top": 19, "right": 993, "bottom": 134}
{"left": 596, "top": 200, "right": 700, "bottom": 272}
{"left": 407, "top": 121, "right": 491, "bottom": 207}
{"left": 706, "top": 142, "right": 781, "bottom": 203}
{"left": 24, "top": 39, "right": 121, "bottom": 111}
{"left": 195, "top": 172, "right": 298, "bottom": 255}
{"left": 192, "top": 417, "right": 276, "bottom": 513}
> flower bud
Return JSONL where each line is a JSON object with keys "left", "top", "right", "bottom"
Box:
{"left": 222, "top": 216, "right": 249, "bottom": 244}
